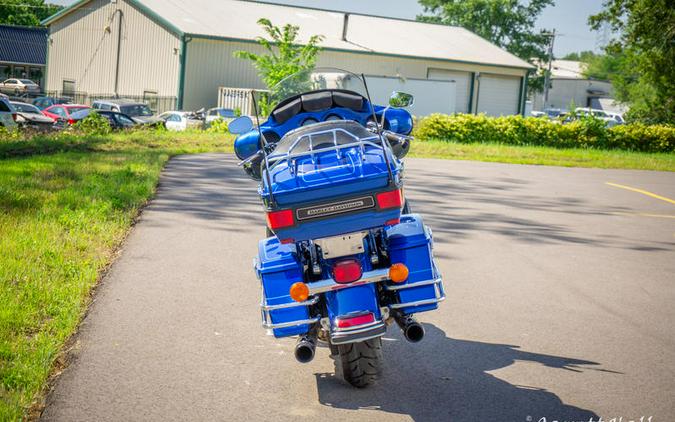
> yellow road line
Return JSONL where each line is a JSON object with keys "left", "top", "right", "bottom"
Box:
{"left": 606, "top": 182, "right": 675, "bottom": 205}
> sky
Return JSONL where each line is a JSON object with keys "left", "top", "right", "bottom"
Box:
{"left": 48, "top": 0, "right": 606, "bottom": 57}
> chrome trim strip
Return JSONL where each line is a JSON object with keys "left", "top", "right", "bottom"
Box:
{"left": 387, "top": 277, "right": 446, "bottom": 310}
{"left": 260, "top": 296, "right": 319, "bottom": 311}
{"left": 261, "top": 317, "right": 320, "bottom": 329}
{"left": 383, "top": 277, "right": 442, "bottom": 291}
{"left": 330, "top": 320, "right": 387, "bottom": 345}
{"left": 307, "top": 268, "right": 390, "bottom": 295}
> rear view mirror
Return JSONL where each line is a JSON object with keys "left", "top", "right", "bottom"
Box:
{"left": 228, "top": 116, "right": 254, "bottom": 134}
{"left": 389, "top": 92, "right": 414, "bottom": 108}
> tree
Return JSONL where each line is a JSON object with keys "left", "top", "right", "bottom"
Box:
{"left": 562, "top": 51, "right": 597, "bottom": 62}
{"left": 589, "top": 0, "right": 675, "bottom": 123}
{"left": 0, "top": 0, "right": 62, "bottom": 26}
{"left": 417, "top": 0, "right": 554, "bottom": 92}
{"left": 234, "top": 18, "right": 324, "bottom": 113}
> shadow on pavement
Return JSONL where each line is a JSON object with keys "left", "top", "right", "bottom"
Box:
{"left": 315, "top": 324, "right": 604, "bottom": 422}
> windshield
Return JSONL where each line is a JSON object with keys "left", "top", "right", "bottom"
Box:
{"left": 11, "top": 102, "right": 39, "bottom": 113}
{"left": 121, "top": 104, "right": 153, "bottom": 117}
{"left": 218, "top": 109, "right": 236, "bottom": 118}
{"left": 267, "top": 67, "right": 368, "bottom": 116}
{"left": 19, "top": 79, "right": 35, "bottom": 84}
{"left": 70, "top": 109, "right": 92, "bottom": 119}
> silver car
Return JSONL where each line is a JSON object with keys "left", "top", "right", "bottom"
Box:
{"left": 0, "top": 97, "right": 18, "bottom": 130}
{"left": 0, "top": 79, "right": 41, "bottom": 95}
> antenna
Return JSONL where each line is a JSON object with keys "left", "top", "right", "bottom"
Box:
{"left": 361, "top": 73, "right": 394, "bottom": 184}
{"left": 250, "top": 92, "right": 276, "bottom": 207}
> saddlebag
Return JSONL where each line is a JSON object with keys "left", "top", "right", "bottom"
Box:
{"left": 255, "top": 237, "right": 316, "bottom": 337}
{"left": 385, "top": 214, "right": 445, "bottom": 314}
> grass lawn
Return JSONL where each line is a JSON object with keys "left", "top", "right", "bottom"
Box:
{"left": 0, "top": 131, "right": 233, "bottom": 420}
{"left": 0, "top": 129, "right": 672, "bottom": 420}
{"left": 409, "top": 140, "right": 675, "bottom": 171}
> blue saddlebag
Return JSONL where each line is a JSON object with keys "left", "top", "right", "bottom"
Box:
{"left": 256, "top": 237, "right": 314, "bottom": 337}
{"left": 385, "top": 214, "right": 445, "bottom": 314}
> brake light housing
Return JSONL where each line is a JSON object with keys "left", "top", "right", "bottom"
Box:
{"left": 376, "top": 189, "right": 403, "bottom": 209}
{"left": 266, "top": 209, "right": 294, "bottom": 230}
{"left": 336, "top": 312, "right": 375, "bottom": 329}
{"left": 332, "top": 259, "right": 362, "bottom": 284}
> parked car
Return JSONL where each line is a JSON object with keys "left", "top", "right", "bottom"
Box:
{"left": 158, "top": 111, "right": 204, "bottom": 131}
{"left": 0, "top": 97, "right": 18, "bottom": 130}
{"left": 205, "top": 107, "right": 236, "bottom": 127}
{"left": 43, "top": 104, "right": 91, "bottom": 125}
{"left": 574, "top": 107, "right": 618, "bottom": 127}
{"left": 605, "top": 111, "right": 625, "bottom": 125}
{"left": 92, "top": 99, "right": 159, "bottom": 124}
{"left": 67, "top": 109, "right": 138, "bottom": 130}
{"left": 32, "top": 96, "right": 72, "bottom": 110}
{"left": 0, "top": 79, "right": 41, "bottom": 96}
{"left": 9, "top": 101, "right": 55, "bottom": 131}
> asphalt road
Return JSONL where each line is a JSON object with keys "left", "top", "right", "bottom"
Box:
{"left": 42, "top": 155, "right": 675, "bottom": 422}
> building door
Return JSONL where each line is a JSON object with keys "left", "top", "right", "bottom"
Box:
{"left": 427, "top": 68, "right": 472, "bottom": 114}
{"left": 476, "top": 74, "right": 521, "bottom": 116}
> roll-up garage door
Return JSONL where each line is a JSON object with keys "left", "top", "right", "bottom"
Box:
{"left": 427, "top": 68, "right": 472, "bottom": 114}
{"left": 476, "top": 74, "right": 521, "bottom": 116}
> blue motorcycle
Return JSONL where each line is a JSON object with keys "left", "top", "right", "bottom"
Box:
{"left": 229, "top": 68, "right": 445, "bottom": 388}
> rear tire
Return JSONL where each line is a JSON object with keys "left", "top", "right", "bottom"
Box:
{"left": 335, "top": 338, "right": 383, "bottom": 388}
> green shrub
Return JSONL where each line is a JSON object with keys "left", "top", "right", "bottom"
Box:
{"left": 72, "top": 112, "right": 112, "bottom": 135}
{"left": 414, "top": 114, "right": 675, "bottom": 153}
{"left": 207, "top": 117, "right": 230, "bottom": 133}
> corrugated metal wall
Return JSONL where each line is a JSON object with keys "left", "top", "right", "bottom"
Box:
{"left": 47, "top": 0, "right": 180, "bottom": 97}
{"left": 183, "top": 38, "right": 527, "bottom": 111}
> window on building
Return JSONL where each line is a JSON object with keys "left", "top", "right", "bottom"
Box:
{"left": 62, "top": 79, "right": 75, "bottom": 96}
{"left": 13, "top": 66, "right": 26, "bottom": 78}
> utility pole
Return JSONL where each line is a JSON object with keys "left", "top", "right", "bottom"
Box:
{"left": 542, "top": 29, "right": 556, "bottom": 110}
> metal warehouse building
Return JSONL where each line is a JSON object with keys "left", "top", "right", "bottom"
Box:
{"left": 43, "top": 0, "right": 534, "bottom": 115}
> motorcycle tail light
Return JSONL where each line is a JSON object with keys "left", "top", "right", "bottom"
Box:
{"left": 333, "top": 259, "right": 362, "bottom": 284}
{"left": 336, "top": 312, "right": 375, "bottom": 329}
{"left": 376, "top": 189, "right": 403, "bottom": 209}
{"left": 266, "top": 209, "right": 294, "bottom": 230}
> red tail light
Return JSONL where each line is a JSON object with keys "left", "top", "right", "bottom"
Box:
{"left": 376, "top": 189, "right": 403, "bottom": 209}
{"left": 333, "top": 259, "right": 362, "bottom": 284}
{"left": 336, "top": 312, "right": 375, "bottom": 329}
{"left": 11, "top": 113, "right": 17, "bottom": 122}
{"left": 67, "top": 119, "right": 76, "bottom": 125}
{"left": 266, "top": 209, "right": 294, "bottom": 230}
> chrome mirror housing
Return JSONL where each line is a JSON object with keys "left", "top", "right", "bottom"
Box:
{"left": 389, "top": 91, "right": 414, "bottom": 108}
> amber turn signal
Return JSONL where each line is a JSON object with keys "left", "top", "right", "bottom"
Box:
{"left": 290, "top": 282, "right": 310, "bottom": 302}
{"left": 389, "top": 263, "right": 409, "bottom": 283}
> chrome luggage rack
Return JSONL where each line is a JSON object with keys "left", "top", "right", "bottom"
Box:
{"left": 266, "top": 127, "right": 383, "bottom": 174}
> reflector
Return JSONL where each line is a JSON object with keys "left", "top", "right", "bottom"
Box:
{"left": 376, "top": 189, "right": 403, "bottom": 209}
{"left": 266, "top": 209, "right": 294, "bottom": 230}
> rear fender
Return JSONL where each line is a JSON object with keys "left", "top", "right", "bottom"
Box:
{"left": 323, "top": 284, "right": 381, "bottom": 326}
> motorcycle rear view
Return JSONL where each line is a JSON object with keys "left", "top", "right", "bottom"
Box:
{"left": 231, "top": 68, "right": 445, "bottom": 387}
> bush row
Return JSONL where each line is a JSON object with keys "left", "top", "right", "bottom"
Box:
{"left": 414, "top": 114, "right": 675, "bottom": 153}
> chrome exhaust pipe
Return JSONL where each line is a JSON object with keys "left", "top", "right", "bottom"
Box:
{"left": 395, "top": 315, "right": 425, "bottom": 343}
{"left": 294, "top": 334, "right": 317, "bottom": 363}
